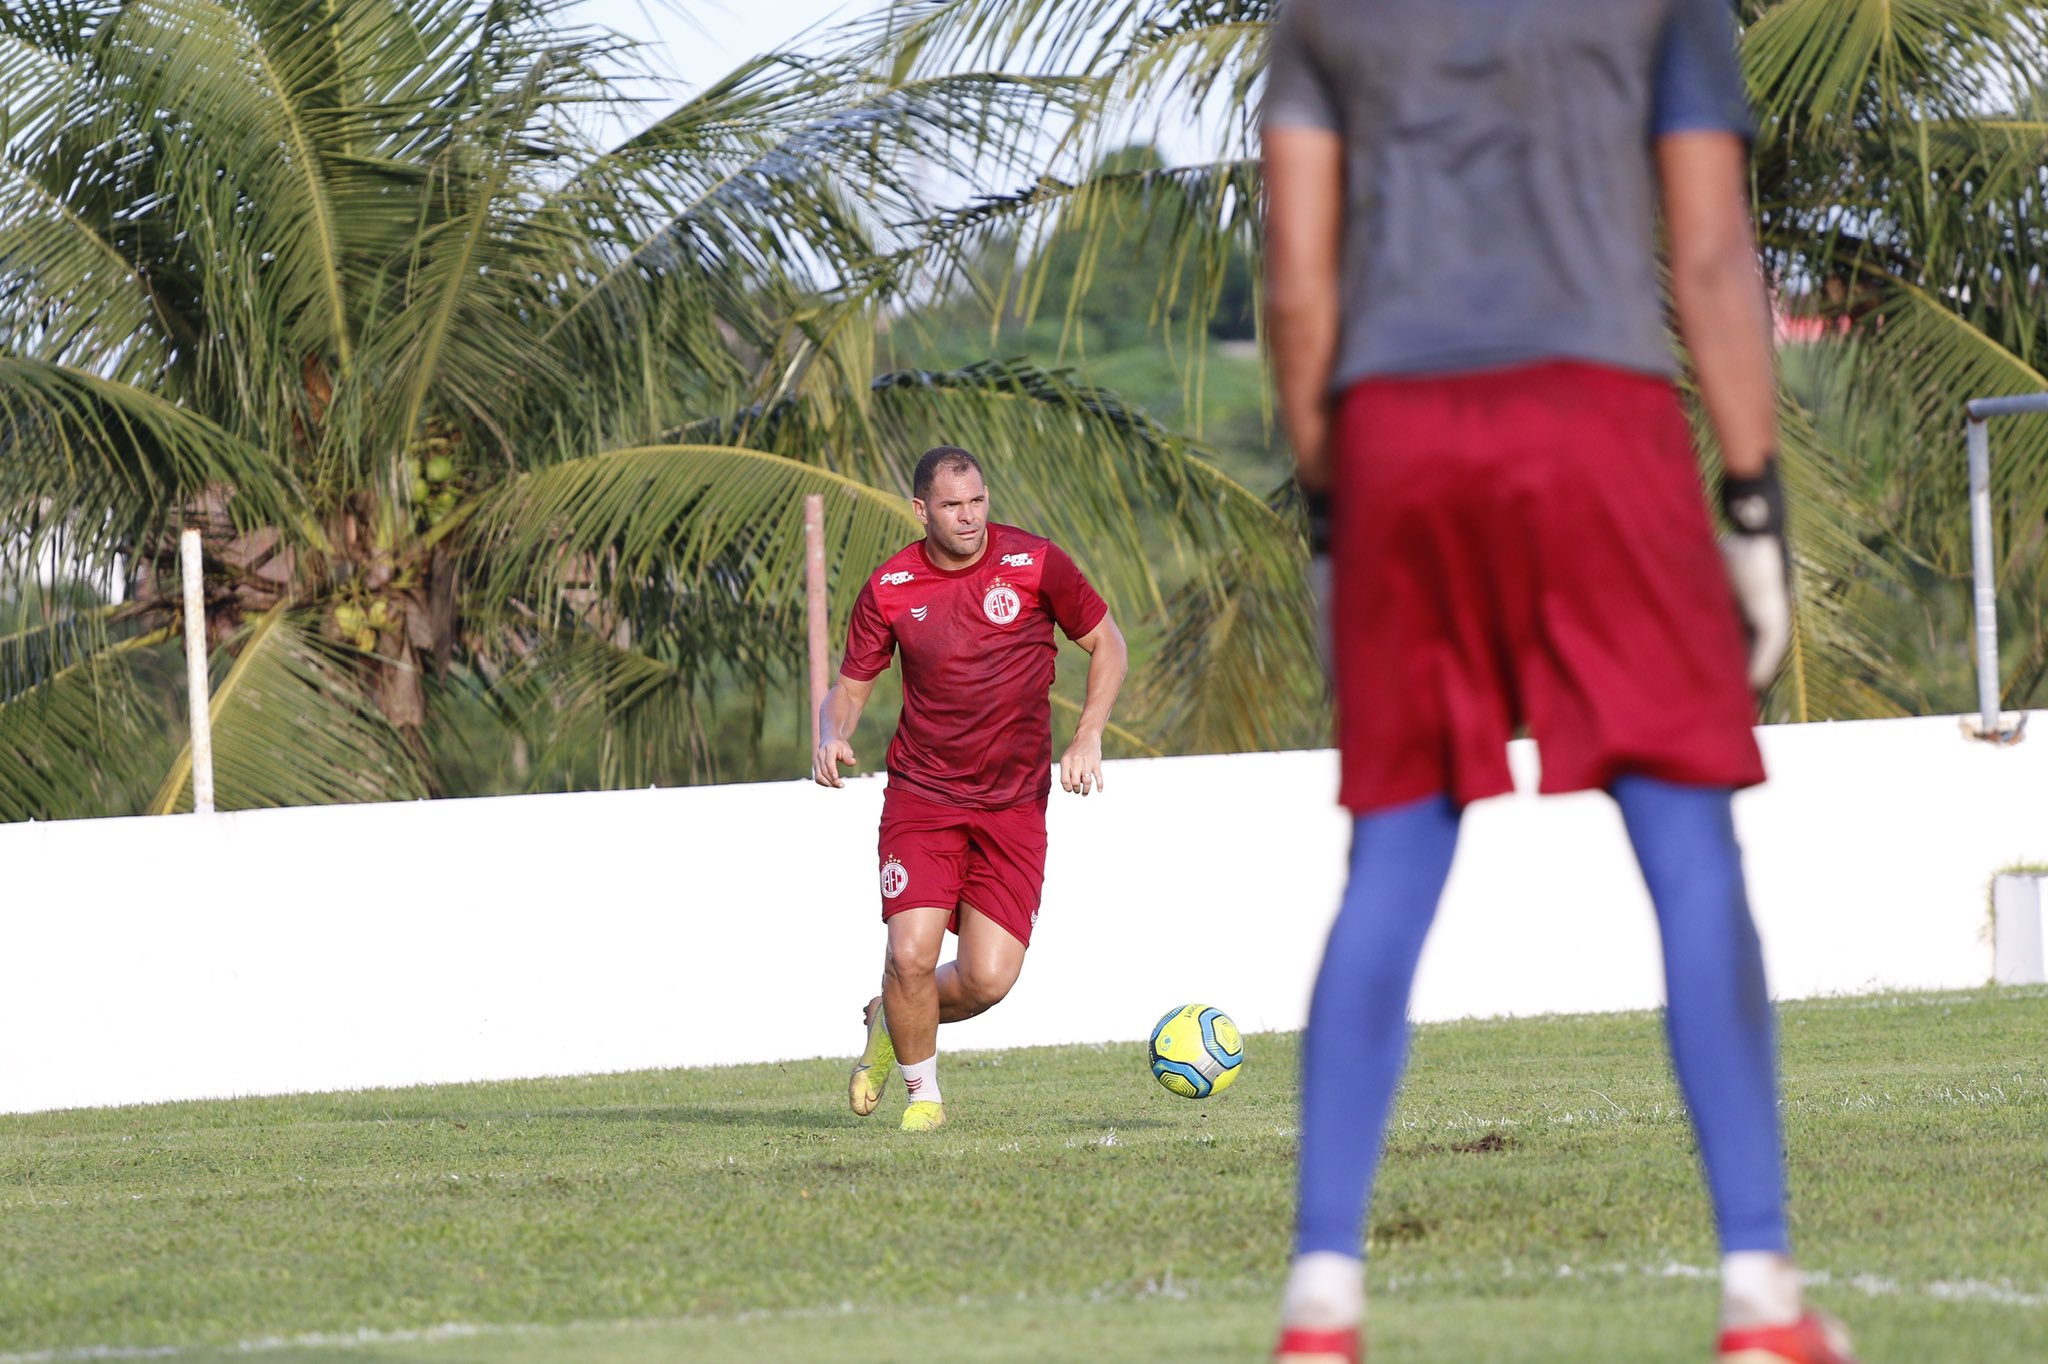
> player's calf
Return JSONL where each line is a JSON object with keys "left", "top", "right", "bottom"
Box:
{"left": 938, "top": 957, "right": 1022, "bottom": 1021}
{"left": 936, "top": 903, "right": 1028, "bottom": 1022}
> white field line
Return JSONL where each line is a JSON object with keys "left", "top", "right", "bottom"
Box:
{"left": 3, "top": 1263, "right": 2041, "bottom": 1362}
{"left": 1555, "top": 1261, "right": 2048, "bottom": 1310}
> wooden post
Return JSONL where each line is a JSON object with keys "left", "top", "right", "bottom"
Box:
{"left": 804, "top": 494, "right": 829, "bottom": 752}
{"left": 179, "top": 529, "right": 216, "bottom": 814}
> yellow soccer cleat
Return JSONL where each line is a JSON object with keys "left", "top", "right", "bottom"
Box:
{"left": 849, "top": 997, "right": 895, "bottom": 1117}
{"left": 899, "top": 1100, "right": 946, "bottom": 1133}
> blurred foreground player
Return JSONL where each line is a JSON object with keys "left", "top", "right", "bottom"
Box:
{"left": 1261, "top": 1, "right": 1847, "bottom": 1360}
{"left": 814, "top": 446, "right": 1127, "bottom": 1133}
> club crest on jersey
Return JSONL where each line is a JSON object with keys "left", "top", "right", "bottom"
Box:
{"left": 879, "top": 570, "right": 915, "bottom": 587}
{"left": 909, "top": 604, "right": 929, "bottom": 622}
{"left": 880, "top": 856, "right": 909, "bottom": 899}
{"left": 982, "top": 579, "right": 1022, "bottom": 626}
{"left": 999, "top": 551, "right": 1034, "bottom": 568}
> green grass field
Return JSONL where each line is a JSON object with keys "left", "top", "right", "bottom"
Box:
{"left": 4, "top": 987, "right": 2044, "bottom": 1363}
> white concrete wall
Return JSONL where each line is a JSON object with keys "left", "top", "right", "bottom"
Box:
{"left": 2, "top": 712, "right": 2042, "bottom": 1114}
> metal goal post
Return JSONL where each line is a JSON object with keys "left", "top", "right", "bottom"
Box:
{"left": 1965, "top": 392, "right": 2048, "bottom": 742}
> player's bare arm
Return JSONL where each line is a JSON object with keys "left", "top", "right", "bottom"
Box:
{"left": 1261, "top": 126, "right": 1345, "bottom": 492}
{"left": 1059, "top": 613, "right": 1127, "bottom": 797}
{"left": 1660, "top": 130, "right": 1793, "bottom": 691}
{"left": 1658, "top": 131, "right": 1778, "bottom": 480}
{"left": 815, "top": 670, "right": 878, "bottom": 788}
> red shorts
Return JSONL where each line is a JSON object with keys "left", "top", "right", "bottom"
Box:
{"left": 876, "top": 784, "right": 1049, "bottom": 946}
{"left": 1331, "top": 361, "right": 1766, "bottom": 813}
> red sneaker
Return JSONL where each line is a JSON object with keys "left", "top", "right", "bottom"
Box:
{"left": 1718, "top": 1313, "right": 1858, "bottom": 1363}
{"left": 1274, "top": 1325, "right": 1361, "bottom": 1363}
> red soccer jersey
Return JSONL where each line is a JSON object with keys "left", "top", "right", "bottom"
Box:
{"left": 840, "top": 524, "right": 1108, "bottom": 810}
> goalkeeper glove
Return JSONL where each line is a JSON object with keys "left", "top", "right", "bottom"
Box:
{"left": 1718, "top": 460, "right": 1792, "bottom": 694}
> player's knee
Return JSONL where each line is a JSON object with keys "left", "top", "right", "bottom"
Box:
{"left": 957, "top": 956, "right": 1022, "bottom": 1010}
{"left": 884, "top": 939, "right": 937, "bottom": 986}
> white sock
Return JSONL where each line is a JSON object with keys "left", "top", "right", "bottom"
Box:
{"left": 1721, "top": 1251, "right": 1803, "bottom": 1328}
{"left": 900, "top": 1055, "right": 942, "bottom": 1106}
{"left": 1282, "top": 1251, "right": 1365, "bottom": 1331}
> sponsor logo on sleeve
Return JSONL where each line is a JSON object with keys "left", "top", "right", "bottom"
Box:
{"left": 999, "top": 551, "right": 1035, "bottom": 568}
{"left": 879, "top": 570, "right": 915, "bottom": 586}
{"left": 909, "top": 605, "right": 928, "bottom": 622}
{"left": 982, "top": 580, "right": 1022, "bottom": 626}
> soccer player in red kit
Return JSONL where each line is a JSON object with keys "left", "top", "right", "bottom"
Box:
{"left": 813, "top": 445, "right": 1128, "bottom": 1133}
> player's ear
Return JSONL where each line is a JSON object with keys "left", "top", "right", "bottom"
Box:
{"left": 911, "top": 497, "right": 929, "bottom": 527}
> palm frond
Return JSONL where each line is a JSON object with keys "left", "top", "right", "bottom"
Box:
{"left": 1760, "top": 381, "right": 1912, "bottom": 721}
{"left": 869, "top": 157, "right": 1263, "bottom": 364}
{"left": 1, "top": 597, "right": 126, "bottom": 705}
{"left": 104, "top": 0, "right": 372, "bottom": 370}
{"left": 1743, "top": 0, "right": 2034, "bottom": 141}
{"left": 469, "top": 443, "right": 921, "bottom": 627}
{"left": 149, "top": 607, "right": 431, "bottom": 814}
{"left": 0, "top": 32, "right": 175, "bottom": 376}
{"left": 1127, "top": 537, "right": 1324, "bottom": 754}
{"left": 0, "top": 357, "right": 299, "bottom": 568}
{"left": 1852, "top": 275, "right": 2048, "bottom": 553}
{"left": 494, "top": 628, "right": 722, "bottom": 790}
{"left": 0, "top": 625, "right": 177, "bottom": 821}
{"left": 843, "top": 0, "right": 1154, "bottom": 91}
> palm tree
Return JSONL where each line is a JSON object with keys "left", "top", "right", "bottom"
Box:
{"left": 836, "top": 0, "right": 2048, "bottom": 723}
{"left": 0, "top": 0, "right": 1304, "bottom": 820}
{"left": 1741, "top": 0, "right": 2048, "bottom": 716}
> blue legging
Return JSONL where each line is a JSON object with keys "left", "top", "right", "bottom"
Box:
{"left": 1294, "top": 777, "right": 1789, "bottom": 1258}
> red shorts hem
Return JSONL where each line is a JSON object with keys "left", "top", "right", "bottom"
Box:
{"left": 1340, "top": 773, "right": 1511, "bottom": 816}
{"left": 1339, "top": 752, "right": 1766, "bottom": 814}
{"left": 1538, "top": 752, "right": 1767, "bottom": 797}
{"left": 879, "top": 898, "right": 1034, "bottom": 948}
{"left": 876, "top": 785, "right": 1048, "bottom": 946}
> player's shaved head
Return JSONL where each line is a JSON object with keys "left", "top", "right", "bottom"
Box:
{"left": 914, "top": 446, "right": 983, "bottom": 502}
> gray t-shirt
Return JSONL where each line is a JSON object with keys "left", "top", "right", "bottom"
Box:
{"left": 1261, "top": 0, "right": 1751, "bottom": 388}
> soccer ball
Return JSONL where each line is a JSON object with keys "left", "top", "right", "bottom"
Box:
{"left": 1147, "top": 1003, "right": 1244, "bottom": 1099}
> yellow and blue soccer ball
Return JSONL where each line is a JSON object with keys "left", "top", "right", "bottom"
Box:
{"left": 1147, "top": 1003, "right": 1244, "bottom": 1098}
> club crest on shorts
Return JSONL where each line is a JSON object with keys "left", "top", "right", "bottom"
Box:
{"left": 880, "top": 856, "right": 909, "bottom": 899}
{"left": 982, "top": 578, "right": 1022, "bottom": 626}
